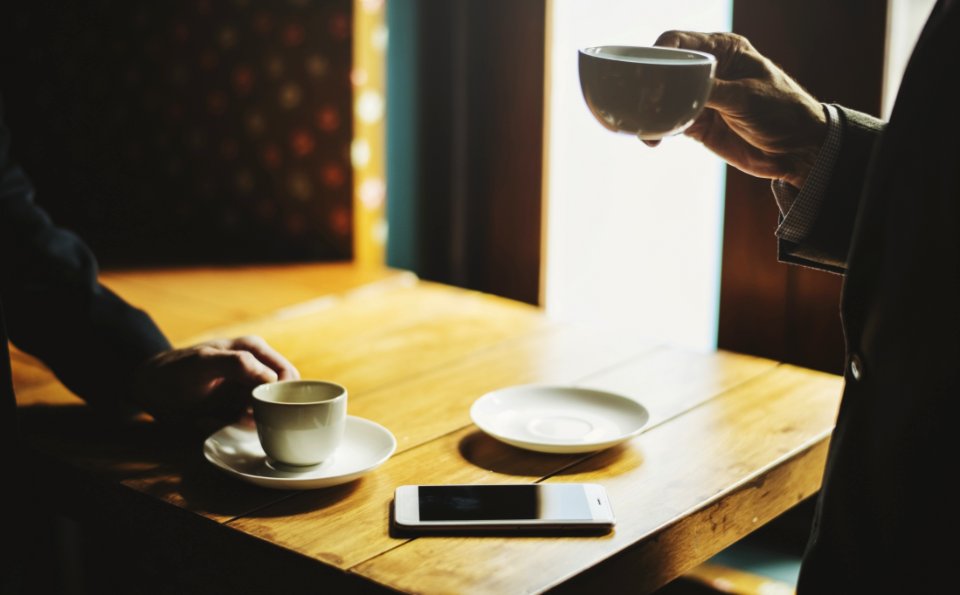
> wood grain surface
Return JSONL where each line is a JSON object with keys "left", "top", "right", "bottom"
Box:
{"left": 13, "top": 263, "right": 843, "bottom": 594}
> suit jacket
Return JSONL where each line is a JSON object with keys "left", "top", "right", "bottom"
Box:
{"left": 781, "top": 1, "right": 960, "bottom": 591}
{"left": 0, "top": 94, "right": 170, "bottom": 441}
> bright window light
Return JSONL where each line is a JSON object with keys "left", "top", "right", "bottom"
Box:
{"left": 544, "top": 0, "right": 732, "bottom": 352}
{"left": 883, "top": 0, "right": 936, "bottom": 118}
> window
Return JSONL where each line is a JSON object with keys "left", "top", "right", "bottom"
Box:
{"left": 884, "top": 0, "right": 937, "bottom": 117}
{"left": 543, "top": 0, "right": 732, "bottom": 351}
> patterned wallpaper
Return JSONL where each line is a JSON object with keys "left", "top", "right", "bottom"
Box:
{"left": 1, "top": 0, "right": 355, "bottom": 265}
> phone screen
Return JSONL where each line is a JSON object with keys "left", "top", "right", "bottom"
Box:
{"left": 417, "top": 484, "right": 593, "bottom": 521}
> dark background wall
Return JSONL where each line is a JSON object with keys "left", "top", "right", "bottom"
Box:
{"left": 1, "top": 0, "right": 354, "bottom": 266}
{"left": 2, "top": 0, "right": 887, "bottom": 368}
{"left": 720, "top": 0, "right": 889, "bottom": 374}
{"left": 386, "top": 0, "right": 545, "bottom": 305}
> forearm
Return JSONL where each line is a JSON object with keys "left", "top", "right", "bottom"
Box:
{"left": 1, "top": 99, "right": 170, "bottom": 410}
{"left": 1, "top": 197, "right": 171, "bottom": 410}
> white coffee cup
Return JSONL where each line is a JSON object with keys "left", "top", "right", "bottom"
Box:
{"left": 578, "top": 45, "right": 716, "bottom": 140}
{"left": 252, "top": 380, "right": 347, "bottom": 467}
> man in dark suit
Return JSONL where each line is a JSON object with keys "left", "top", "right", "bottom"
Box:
{"left": 655, "top": 0, "right": 958, "bottom": 591}
{"left": 2, "top": 91, "right": 302, "bottom": 591}
{"left": 1, "top": 91, "right": 300, "bottom": 442}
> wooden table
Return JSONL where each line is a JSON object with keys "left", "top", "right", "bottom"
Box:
{"left": 13, "top": 263, "right": 843, "bottom": 594}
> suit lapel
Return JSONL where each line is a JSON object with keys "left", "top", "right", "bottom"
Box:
{"left": 840, "top": 0, "right": 956, "bottom": 326}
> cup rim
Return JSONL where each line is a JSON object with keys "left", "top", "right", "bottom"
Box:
{"left": 252, "top": 379, "right": 347, "bottom": 406}
{"left": 579, "top": 45, "right": 716, "bottom": 66}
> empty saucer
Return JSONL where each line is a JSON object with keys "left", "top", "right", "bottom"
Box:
{"left": 470, "top": 385, "right": 649, "bottom": 454}
{"left": 204, "top": 416, "right": 396, "bottom": 489}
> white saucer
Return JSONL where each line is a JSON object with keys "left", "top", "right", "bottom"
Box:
{"left": 203, "top": 416, "right": 397, "bottom": 489}
{"left": 470, "top": 385, "right": 649, "bottom": 454}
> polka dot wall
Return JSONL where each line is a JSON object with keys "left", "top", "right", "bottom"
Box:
{"left": 3, "top": 0, "right": 367, "bottom": 265}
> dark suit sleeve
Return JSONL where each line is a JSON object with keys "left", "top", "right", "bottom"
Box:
{"left": 0, "top": 94, "right": 171, "bottom": 411}
{"left": 778, "top": 106, "right": 886, "bottom": 272}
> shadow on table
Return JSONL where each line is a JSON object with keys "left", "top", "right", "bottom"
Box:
{"left": 457, "top": 430, "right": 643, "bottom": 477}
{"left": 15, "top": 405, "right": 371, "bottom": 594}
{"left": 16, "top": 404, "right": 358, "bottom": 518}
{"left": 236, "top": 479, "right": 363, "bottom": 518}
{"left": 386, "top": 501, "right": 614, "bottom": 540}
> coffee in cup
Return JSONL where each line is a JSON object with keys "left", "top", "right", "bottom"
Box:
{"left": 252, "top": 380, "right": 347, "bottom": 467}
{"left": 578, "top": 45, "right": 716, "bottom": 140}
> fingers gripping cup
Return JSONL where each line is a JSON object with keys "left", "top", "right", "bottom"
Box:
{"left": 252, "top": 380, "right": 347, "bottom": 467}
{"left": 578, "top": 45, "right": 716, "bottom": 141}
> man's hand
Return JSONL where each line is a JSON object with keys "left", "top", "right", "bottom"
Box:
{"left": 132, "top": 336, "right": 299, "bottom": 429}
{"left": 650, "top": 31, "right": 828, "bottom": 189}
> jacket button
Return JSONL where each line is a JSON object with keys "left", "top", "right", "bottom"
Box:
{"left": 849, "top": 354, "right": 864, "bottom": 381}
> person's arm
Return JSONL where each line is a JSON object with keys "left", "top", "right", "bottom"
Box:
{"left": 651, "top": 32, "right": 884, "bottom": 273}
{"left": 1, "top": 95, "right": 299, "bottom": 426}
{"left": 0, "top": 94, "right": 172, "bottom": 413}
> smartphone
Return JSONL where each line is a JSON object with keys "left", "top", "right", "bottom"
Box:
{"left": 392, "top": 483, "right": 615, "bottom": 533}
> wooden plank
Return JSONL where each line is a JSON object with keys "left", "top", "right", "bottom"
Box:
{"left": 11, "top": 264, "right": 412, "bottom": 391}
{"left": 20, "top": 305, "right": 720, "bottom": 421}
{"left": 118, "top": 322, "right": 652, "bottom": 520}
{"left": 23, "top": 447, "right": 382, "bottom": 595}
{"left": 11, "top": 273, "right": 421, "bottom": 404}
{"left": 551, "top": 440, "right": 829, "bottom": 595}
{"left": 225, "top": 423, "right": 565, "bottom": 571}
{"left": 13, "top": 278, "right": 547, "bottom": 407}
{"left": 11, "top": 264, "right": 845, "bottom": 594}
{"left": 100, "top": 263, "right": 410, "bottom": 317}
{"left": 179, "top": 282, "right": 550, "bottom": 396}
{"left": 575, "top": 348, "right": 777, "bottom": 427}
{"left": 16, "top": 282, "right": 561, "bottom": 522}
{"left": 9, "top": 346, "right": 58, "bottom": 393}
{"left": 100, "top": 264, "right": 413, "bottom": 343}
{"left": 225, "top": 348, "right": 781, "bottom": 573}
{"left": 17, "top": 406, "right": 286, "bottom": 524}
{"left": 14, "top": 381, "right": 82, "bottom": 407}
{"left": 352, "top": 365, "right": 842, "bottom": 594}
{"left": 347, "top": 324, "right": 657, "bottom": 453}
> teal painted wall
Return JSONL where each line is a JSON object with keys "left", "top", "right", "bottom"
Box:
{"left": 385, "top": 1, "right": 419, "bottom": 270}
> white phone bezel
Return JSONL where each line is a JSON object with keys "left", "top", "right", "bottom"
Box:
{"left": 392, "top": 483, "right": 615, "bottom": 530}
{"left": 584, "top": 483, "right": 616, "bottom": 524}
{"left": 394, "top": 484, "right": 423, "bottom": 524}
